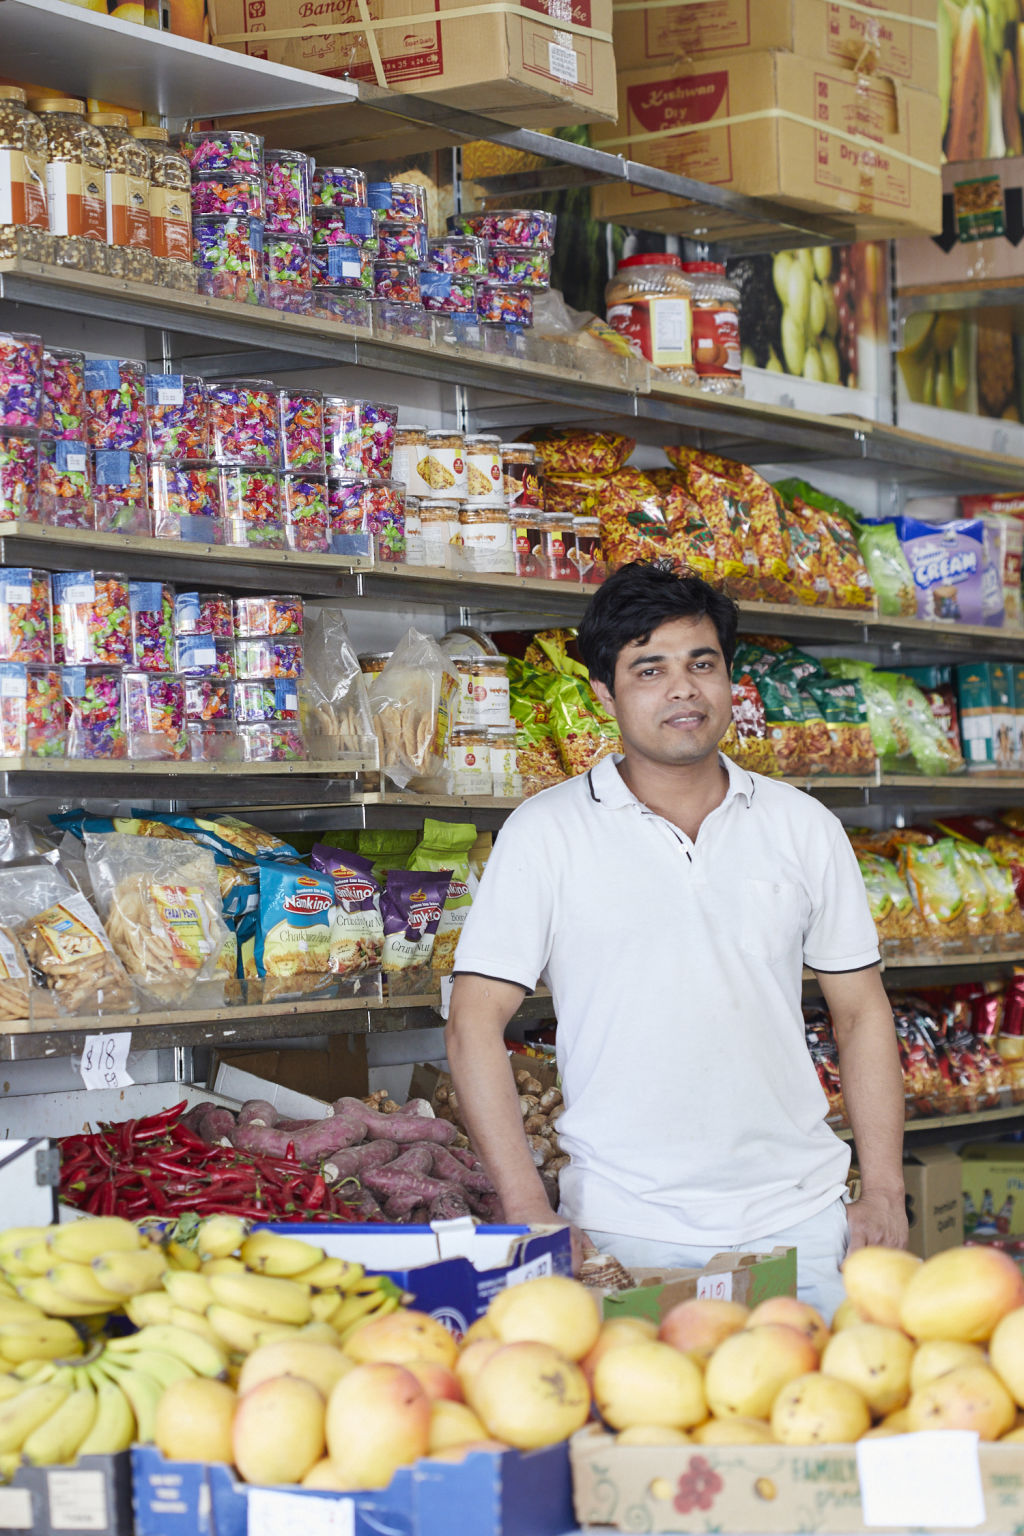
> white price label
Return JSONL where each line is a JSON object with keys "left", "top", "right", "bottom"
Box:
{"left": 696, "top": 1271, "right": 734, "bottom": 1301}
{"left": 46, "top": 1470, "right": 108, "bottom": 1532}
{"left": 0, "top": 671, "right": 26, "bottom": 700}
{"left": 79, "top": 1033, "right": 133, "bottom": 1091}
{"left": 3, "top": 584, "right": 30, "bottom": 605}
{"left": 248, "top": 1488, "right": 355, "bottom": 1536}
{"left": 64, "top": 450, "right": 87, "bottom": 473}
{"left": 157, "top": 386, "right": 184, "bottom": 405}
{"left": 0, "top": 1488, "right": 32, "bottom": 1529}
{"left": 548, "top": 39, "right": 578, "bottom": 82}
{"left": 438, "top": 972, "right": 455, "bottom": 1020}
{"left": 857, "top": 1432, "right": 985, "bottom": 1528}
{"left": 505, "top": 1252, "right": 554, "bottom": 1288}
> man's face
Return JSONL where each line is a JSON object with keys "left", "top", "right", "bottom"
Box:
{"left": 590, "top": 615, "right": 733, "bottom": 769}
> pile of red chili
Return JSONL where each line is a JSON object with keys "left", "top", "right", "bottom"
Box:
{"left": 59, "top": 1101, "right": 372, "bottom": 1222}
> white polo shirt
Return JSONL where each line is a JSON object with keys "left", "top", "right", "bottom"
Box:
{"left": 453, "top": 753, "right": 879, "bottom": 1246}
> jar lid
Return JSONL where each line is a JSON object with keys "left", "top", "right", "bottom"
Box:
{"left": 426, "top": 429, "right": 463, "bottom": 440}
{"left": 616, "top": 253, "right": 683, "bottom": 271}
{"left": 87, "top": 112, "right": 129, "bottom": 128}
{"left": 29, "top": 97, "right": 84, "bottom": 114}
{"left": 0, "top": 87, "right": 28, "bottom": 104}
{"left": 682, "top": 261, "right": 727, "bottom": 275}
{"left": 131, "top": 126, "right": 169, "bottom": 142}
{"left": 466, "top": 434, "right": 501, "bottom": 447}
{"left": 395, "top": 425, "right": 427, "bottom": 435}
{"left": 500, "top": 443, "right": 535, "bottom": 456}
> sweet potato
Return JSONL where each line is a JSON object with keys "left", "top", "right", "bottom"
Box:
{"left": 237, "top": 1099, "right": 278, "bottom": 1127}
{"left": 390, "top": 1144, "right": 434, "bottom": 1178}
{"left": 384, "top": 1194, "right": 420, "bottom": 1220}
{"left": 231, "top": 1116, "right": 363, "bottom": 1160}
{"left": 341, "top": 1185, "right": 386, "bottom": 1221}
{"left": 181, "top": 1101, "right": 216, "bottom": 1132}
{"left": 445, "top": 1147, "right": 483, "bottom": 1170}
{"left": 322, "top": 1140, "right": 397, "bottom": 1185}
{"left": 429, "top": 1190, "right": 472, "bottom": 1220}
{"left": 361, "top": 1164, "right": 464, "bottom": 1205}
{"left": 430, "top": 1146, "right": 494, "bottom": 1194}
{"left": 198, "top": 1108, "right": 237, "bottom": 1144}
{"left": 331, "top": 1097, "right": 457, "bottom": 1145}
{"left": 394, "top": 1098, "right": 433, "bottom": 1117}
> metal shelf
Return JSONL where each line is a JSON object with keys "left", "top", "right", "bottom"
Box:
{"left": 0, "top": 755, "right": 374, "bottom": 804}
{"left": 838, "top": 1096, "right": 1024, "bottom": 1143}
{"left": 0, "top": 0, "right": 360, "bottom": 124}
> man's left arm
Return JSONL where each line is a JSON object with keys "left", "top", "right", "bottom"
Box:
{"left": 815, "top": 966, "right": 908, "bottom": 1251}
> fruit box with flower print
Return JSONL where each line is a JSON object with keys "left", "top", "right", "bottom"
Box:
{"left": 570, "top": 1426, "right": 1024, "bottom": 1534}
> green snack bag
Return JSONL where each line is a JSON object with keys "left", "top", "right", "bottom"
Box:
{"left": 853, "top": 521, "right": 915, "bottom": 617}
{"left": 357, "top": 828, "right": 420, "bottom": 886}
{"left": 409, "top": 818, "right": 477, "bottom": 972}
{"left": 875, "top": 672, "right": 965, "bottom": 777}
{"left": 545, "top": 673, "right": 620, "bottom": 777}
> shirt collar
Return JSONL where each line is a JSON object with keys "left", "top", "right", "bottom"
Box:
{"left": 587, "top": 752, "right": 755, "bottom": 809}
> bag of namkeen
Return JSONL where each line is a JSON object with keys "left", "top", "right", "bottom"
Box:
{"left": 0, "top": 864, "right": 133, "bottom": 1018}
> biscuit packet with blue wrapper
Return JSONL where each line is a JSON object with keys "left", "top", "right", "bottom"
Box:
{"left": 255, "top": 861, "right": 337, "bottom": 1003}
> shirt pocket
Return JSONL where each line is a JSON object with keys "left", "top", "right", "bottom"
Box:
{"left": 739, "top": 877, "right": 807, "bottom": 962}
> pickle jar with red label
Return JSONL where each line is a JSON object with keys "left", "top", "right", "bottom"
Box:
{"left": 681, "top": 261, "right": 743, "bottom": 396}
{"left": 30, "top": 98, "right": 108, "bottom": 272}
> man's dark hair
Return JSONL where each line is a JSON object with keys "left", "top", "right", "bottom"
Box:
{"left": 577, "top": 562, "right": 739, "bottom": 693}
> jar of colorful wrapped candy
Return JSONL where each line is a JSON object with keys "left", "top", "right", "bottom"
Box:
{"left": 233, "top": 594, "right": 302, "bottom": 638}
{"left": 149, "top": 462, "right": 221, "bottom": 543}
{"left": 129, "top": 581, "right": 174, "bottom": 672}
{"left": 264, "top": 233, "right": 311, "bottom": 304}
{"left": 219, "top": 465, "right": 283, "bottom": 550}
{"left": 175, "top": 590, "right": 234, "bottom": 640}
{"left": 327, "top": 477, "right": 370, "bottom": 559}
{"left": 237, "top": 720, "right": 306, "bottom": 761}
{"left": 174, "top": 633, "right": 235, "bottom": 680}
{"left": 209, "top": 379, "right": 279, "bottom": 467}
{"left": 145, "top": 373, "right": 209, "bottom": 461}
{"left": 187, "top": 719, "right": 240, "bottom": 762}
{"left": 278, "top": 389, "right": 325, "bottom": 474}
{"left": 0, "top": 430, "right": 37, "bottom": 519}
{"left": 487, "top": 244, "right": 551, "bottom": 289}
{"left": 122, "top": 669, "right": 188, "bottom": 760}
{"left": 92, "top": 448, "right": 149, "bottom": 535}
{"left": 420, "top": 269, "right": 475, "bottom": 315}
{"left": 476, "top": 281, "right": 533, "bottom": 329}
{"left": 358, "top": 400, "right": 399, "bottom": 479}
{"left": 84, "top": 358, "right": 145, "bottom": 450}
{"left": 313, "top": 288, "right": 371, "bottom": 329}
{"left": 176, "top": 129, "right": 263, "bottom": 179}
{"left": 448, "top": 208, "right": 555, "bottom": 248}
{"left": 233, "top": 677, "right": 300, "bottom": 722}
{"left": 281, "top": 473, "right": 329, "bottom": 553}
{"left": 40, "top": 348, "right": 85, "bottom": 439}
{"left": 264, "top": 149, "right": 312, "bottom": 235}
{"left": 62, "top": 663, "right": 125, "bottom": 759}
{"left": 367, "top": 181, "right": 426, "bottom": 224}
{"left": 0, "top": 569, "right": 51, "bottom": 663}
{"left": 312, "top": 167, "right": 366, "bottom": 210}
{"left": 191, "top": 172, "right": 264, "bottom": 220}
{"left": 54, "top": 570, "right": 131, "bottom": 666}
{"left": 0, "top": 662, "right": 64, "bottom": 757}
{"left": 236, "top": 635, "right": 303, "bottom": 680}
{"left": 378, "top": 220, "right": 427, "bottom": 264}
{"left": 0, "top": 332, "right": 43, "bottom": 427}
{"left": 361, "top": 479, "right": 405, "bottom": 564}
{"left": 37, "top": 438, "right": 91, "bottom": 528}
{"left": 323, "top": 396, "right": 361, "bottom": 476}
{"left": 185, "top": 675, "right": 232, "bottom": 722}
{"left": 193, "top": 215, "right": 264, "bottom": 304}
{"left": 372, "top": 260, "right": 420, "bottom": 306}
{"left": 311, "top": 209, "right": 377, "bottom": 291}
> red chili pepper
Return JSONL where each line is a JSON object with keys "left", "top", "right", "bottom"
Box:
{"left": 100, "top": 1181, "right": 116, "bottom": 1216}
{"left": 307, "top": 1175, "right": 327, "bottom": 1210}
{"left": 133, "top": 1101, "right": 189, "bottom": 1140}
{"left": 284, "top": 1141, "right": 297, "bottom": 1162}
{"left": 169, "top": 1124, "right": 214, "bottom": 1154}
{"left": 118, "top": 1119, "right": 137, "bottom": 1158}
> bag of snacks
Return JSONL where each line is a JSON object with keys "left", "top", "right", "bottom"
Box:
{"left": 803, "top": 678, "right": 876, "bottom": 776}
{"left": 756, "top": 669, "right": 813, "bottom": 778}
{"left": 721, "top": 674, "right": 778, "bottom": 777}
{"left": 891, "top": 1001, "right": 944, "bottom": 1116}
{"left": 901, "top": 840, "right": 971, "bottom": 954}
{"left": 357, "top": 828, "right": 419, "bottom": 886}
{"left": 857, "top": 852, "right": 923, "bottom": 955}
{"left": 545, "top": 673, "right": 620, "bottom": 777}
{"left": 854, "top": 519, "right": 916, "bottom": 616}
{"left": 937, "top": 1027, "right": 1004, "bottom": 1113}
{"left": 961, "top": 844, "right": 1024, "bottom": 950}
{"left": 803, "top": 1007, "right": 846, "bottom": 1123}
{"left": 594, "top": 468, "right": 675, "bottom": 571}
{"left": 875, "top": 672, "right": 965, "bottom": 777}
{"left": 84, "top": 832, "right": 228, "bottom": 1009}
{"left": 381, "top": 869, "right": 452, "bottom": 993}
{"left": 310, "top": 845, "right": 384, "bottom": 983}
{"left": 254, "top": 861, "right": 336, "bottom": 1002}
{"left": 300, "top": 605, "right": 377, "bottom": 765}
{"left": 667, "top": 448, "right": 792, "bottom": 602}
{"left": 367, "top": 627, "right": 459, "bottom": 791}
{"left": 137, "top": 810, "right": 301, "bottom": 864}
{"left": 0, "top": 865, "right": 134, "bottom": 1017}
{"left": 774, "top": 480, "right": 874, "bottom": 609}
{"left": 409, "top": 819, "right": 477, "bottom": 973}
{"left": 526, "top": 428, "right": 634, "bottom": 476}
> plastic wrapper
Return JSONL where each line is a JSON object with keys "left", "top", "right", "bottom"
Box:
{"left": 63, "top": 664, "right": 125, "bottom": 759}
{"left": 0, "top": 569, "right": 51, "bottom": 664}
{"left": 55, "top": 571, "right": 130, "bottom": 666}
{"left": 193, "top": 216, "right": 264, "bottom": 305}
{"left": 855, "top": 519, "right": 916, "bottom": 616}
{"left": 408, "top": 818, "right": 476, "bottom": 973}
{"left": 527, "top": 428, "right": 634, "bottom": 477}
{"left": 720, "top": 674, "right": 777, "bottom": 777}
{"left": 37, "top": 438, "right": 91, "bottom": 528}
{"left": 802, "top": 677, "right": 875, "bottom": 776}
{"left": 901, "top": 839, "right": 972, "bottom": 954}
{"left": 129, "top": 582, "right": 173, "bottom": 672}
{"left": 0, "top": 431, "right": 37, "bottom": 519}
{"left": 0, "top": 921, "right": 46, "bottom": 1026}
{"left": 381, "top": 869, "right": 451, "bottom": 993}
{"left": 145, "top": 373, "right": 209, "bottom": 462}
{"left": 803, "top": 1007, "right": 845, "bottom": 1123}
{"left": 367, "top": 626, "right": 459, "bottom": 790}
{"left": 254, "top": 860, "right": 335, "bottom": 1001}
{"left": 92, "top": 449, "right": 149, "bottom": 536}
{"left": 545, "top": 672, "right": 620, "bottom": 777}
{"left": 300, "top": 606, "right": 377, "bottom": 764}
{"left": 0, "top": 864, "right": 133, "bottom": 1017}
{"left": 876, "top": 671, "right": 965, "bottom": 776}
{"left": 84, "top": 358, "right": 145, "bottom": 451}
{"left": 891, "top": 1002, "right": 944, "bottom": 1116}
{"left": 857, "top": 852, "right": 924, "bottom": 956}
{"left": 667, "top": 447, "right": 791, "bottom": 603}
{"left": 41, "top": 348, "right": 85, "bottom": 440}
{"left": 122, "top": 670, "right": 188, "bottom": 760}
{"left": 311, "top": 845, "right": 383, "bottom": 980}
{"left": 938, "top": 1027, "right": 1004, "bottom": 1114}
{"left": 84, "top": 831, "right": 228, "bottom": 1008}
{"left": 774, "top": 480, "right": 874, "bottom": 610}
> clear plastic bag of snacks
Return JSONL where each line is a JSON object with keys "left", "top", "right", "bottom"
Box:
{"left": 0, "top": 863, "right": 134, "bottom": 1017}
{"left": 367, "top": 626, "right": 459, "bottom": 790}
{"left": 301, "top": 605, "right": 377, "bottom": 764}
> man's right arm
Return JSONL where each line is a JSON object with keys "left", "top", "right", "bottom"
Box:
{"left": 445, "top": 973, "right": 556, "bottom": 1226}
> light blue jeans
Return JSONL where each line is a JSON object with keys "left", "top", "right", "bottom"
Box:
{"left": 586, "top": 1198, "right": 850, "bottom": 1320}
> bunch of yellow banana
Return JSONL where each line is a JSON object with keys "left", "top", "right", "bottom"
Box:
{"left": 0, "top": 1218, "right": 170, "bottom": 1323}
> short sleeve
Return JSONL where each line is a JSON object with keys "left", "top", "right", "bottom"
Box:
{"left": 802, "top": 818, "right": 880, "bottom": 973}
{"left": 453, "top": 810, "right": 554, "bottom": 992}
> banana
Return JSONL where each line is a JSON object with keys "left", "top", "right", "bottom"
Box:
{"left": 125, "top": 1293, "right": 176, "bottom": 1329}
{"left": 163, "top": 1241, "right": 201, "bottom": 1273}
{"left": 12, "top": 1361, "right": 56, "bottom": 1384}
{"left": 168, "top": 1309, "right": 222, "bottom": 1348}
{"left": 0, "top": 1298, "right": 46, "bottom": 1325}
{"left": 0, "top": 1277, "right": 21, "bottom": 1301}
{"left": 0, "top": 1379, "right": 72, "bottom": 1454}
{"left": 162, "top": 1271, "right": 215, "bottom": 1314}
{"left": 107, "top": 1325, "right": 228, "bottom": 1380}
{"left": 295, "top": 1257, "right": 361, "bottom": 1290}
{"left": 196, "top": 1215, "right": 247, "bottom": 1260}
{"left": 0, "top": 1228, "right": 47, "bottom": 1262}
{"left": 0, "top": 1375, "right": 28, "bottom": 1403}
{"left": 91, "top": 1248, "right": 167, "bottom": 1298}
{"left": 78, "top": 1374, "right": 134, "bottom": 1456}
{"left": 205, "top": 1306, "right": 298, "bottom": 1356}
{"left": 207, "top": 1272, "right": 312, "bottom": 1326}
{"left": 0, "top": 1452, "right": 20, "bottom": 1480}
{"left": 329, "top": 1287, "right": 390, "bottom": 1332}
{"left": 311, "top": 1292, "right": 346, "bottom": 1324}
{"left": 21, "top": 1378, "right": 96, "bottom": 1466}
{"left": 45, "top": 1265, "right": 123, "bottom": 1310}
{"left": 104, "top": 1349, "right": 192, "bottom": 1390}
{"left": 15, "top": 1279, "right": 112, "bottom": 1320}
{"left": 95, "top": 1361, "right": 160, "bottom": 1444}
{"left": 0, "top": 1319, "right": 83, "bottom": 1365}
{"left": 4, "top": 1240, "right": 54, "bottom": 1279}
{"left": 49, "top": 1219, "right": 141, "bottom": 1264}
{"left": 201, "top": 1258, "right": 246, "bottom": 1277}
{"left": 241, "top": 1232, "right": 325, "bottom": 1278}
{"left": 338, "top": 1295, "right": 398, "bottom": 1348}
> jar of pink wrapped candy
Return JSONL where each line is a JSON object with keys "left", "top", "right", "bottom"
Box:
{"left": 264, "top": 149, "right": 312, "bottom": 235}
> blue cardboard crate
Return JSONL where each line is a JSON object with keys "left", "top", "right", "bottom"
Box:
{"left": 0, "top": 1451, "right": 131, "bottom": 1536}
{"left": 414, "top": 1444, "right": 573, "bottom": 1536}
{"left": 258, "top": 1222, "right": 572, "bottom": 1338}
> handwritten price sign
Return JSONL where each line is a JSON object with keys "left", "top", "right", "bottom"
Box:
{"left": 696, "top": 1272, "right": 734, "bottom": 1302}
{"left": 79, "top": 1033, "right": 134, "bottom": 1091}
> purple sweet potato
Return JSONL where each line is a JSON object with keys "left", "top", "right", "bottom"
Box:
{"left": 430, "top": 1146, "right": 494, "bottom": 1193}
{"left": 237, "top": 1099, "right": 278, "bottom": 1128}
{"left": 446, "top": 1147, "right": 483, "bottom": 1170}
{"left": 289, "top": 1117, "right": 366, "bottom": 1160}
{"left": 389, "top": 1144, "right": 434, "bottom": 1178}
{"left": 429, "top": 1190, "right": 472, "bottom": 1221}
{"left": 365, "top": 1116, "right": 457, "bottom": 1146}
{"left": 230, "top": 1123, "right": 296, "bottom": 1157}
{"left": 383, "top": 1192, "right": 421, "bottom": 1220}
{"left": 361, "top": 1164, "right": 467, "bottom": 1208}
{"left": 181, "top": 1101, "right": 216, "bottom": 1132}
{"left": 198, "top": 1108, "right": 237, "bottom": 1144}
{"left": 394, "top": 1099, "right": 433, "bottom": 1117}
{"left": 322, "top": 1141, "right": 397, "bottom": 1184}
{"left": 342, "top": 1185, "right": 386, "bottom": 1221}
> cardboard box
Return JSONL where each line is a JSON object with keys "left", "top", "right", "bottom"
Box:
{"left": 612, "top": 0, "right": 938, "bottom": 90}
{"left": 961, "top": 1142, "right": 1024, "bottom": 1240}
{"left": 208, "top": 0, "right": 617, "bottom": 128}
{"left": 0, "top": 1452, "right": 132, "bottom": 1536}
{"left": 212, "top": 1044, "right": 367, "bottom": 1112}
{"left": 134, "top": 1442, "right": 571, "bottom": 1536}
{"left": 571, "top": 1428, "right": 1024, "bottom": 1533}
{"left": 955, "top": 661, "right": 1016, "bottom": 771}
{"left": 261, "top": 1220, "right": 572, "bottom": 1336}
{"left": 603, "top": 1247, "right": 797, "bottom": 1323}
{"left": 590, "top": 52, "right": 942, "bottom": 240}
{"left": 897, "top": 156, "right": 1024, "bottom": 294}
{"left": 902, "top": 1144, "right": 963, "bottom": 1256}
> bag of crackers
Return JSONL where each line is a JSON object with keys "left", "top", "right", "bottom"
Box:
{"left": 300, "top": 605, "right": 378, "bottom": 769}
{"left": 0, "top": 864, "right": 134, "bottom": 1020}
{"left": 368, "top": 627, "right": 459, "bottom": 792}
{"left": 83, "top": 832, "right": 229, "bottom": 1010}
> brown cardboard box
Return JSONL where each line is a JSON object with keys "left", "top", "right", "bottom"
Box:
{"left": 571, "top": 1430, "right": 1024, "bottom": 1533}
{"left": 212, "top": 1034, "right": 368, "bottom": 1102}
{"left": 590, "top": 51, "right": 942, "bottom": 239}
{"left": 208, "top": 0, "right": 617, "bottom": 127}
{"left": 613, "top": 0, "right": 938, "bottom": 90}
{"left": 902, "top": 1144, "right": 963, "bottom": 1257}
{"left": 603, "top": 1247, "right": 797, "bottom": 1323}
{"left": 897, "top": 156, "right": 1024, "bottom": 294}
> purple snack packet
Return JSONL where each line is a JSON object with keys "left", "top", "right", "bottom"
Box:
{"left": 380, "top": 869, "right": 452, "bottom": 980}
{"left": 311, "top": 845, "right": 383, "bottom": 977}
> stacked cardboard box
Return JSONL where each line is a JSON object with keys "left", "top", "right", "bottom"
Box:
{"left": 592, "top": 0, "right": 942, "bottom": 238}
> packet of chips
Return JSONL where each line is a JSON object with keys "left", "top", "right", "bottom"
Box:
{"left": 408, "top": 819, "right": 476, "bottom": 973}
{"left": 254, "top": 862, "right": 336, "bottom": 1002}
{"left": 381, "top": 870, "right": 452, "bottom": 994}
{"left": 310, "top": 845, "right": 384, "bottom": 982}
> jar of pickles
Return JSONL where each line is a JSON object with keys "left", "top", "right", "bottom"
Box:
{"left": 0, "top": 88, "right": 49, "bottom": 234}
{"left": 455, "top": 506, "right": 514, "bottom": 574}
{"left": 86, "top": 112, "right": 152, "bottom": 283}
{"left": 501, "top": 443, "right": 543, "bottom": 511}
{"left": 30, "top": 98, "right": 108, "bottom": 266}
{"left": 130, "top": 127, "right": 192, "bottom": 288}
{"left": 537, "top": 510, "right": 576, "bottom": 580}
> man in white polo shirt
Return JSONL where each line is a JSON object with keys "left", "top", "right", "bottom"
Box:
{"left": 446, "top": 562, "right": 907, "bottom": 1316}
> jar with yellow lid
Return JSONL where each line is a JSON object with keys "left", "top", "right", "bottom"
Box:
{"left": 605, "top": 253, "right": 696, "bottom": 386}
{"left": 29, "top": 98, "right": 108, "bottom": 273}
{"left": 87, "top": 112, "right": 152, "bottom": 284}
{"left": 455, "top": 504, "right": 514, "bottom": 575}
{"left": 130, "top": 126, "right": 192, "bottom": 291}
{"left": 420, "top": 500, "right": 461, "bottom": 568}
{"left": 0, "top": 88, "right": 48, "bottom": 237}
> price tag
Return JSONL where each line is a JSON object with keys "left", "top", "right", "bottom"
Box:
{"left": 420, "top": 271, "right": 452, "bottom": 302}
{"left": 46, "top": 1470, "right": 108, "bottom": 1531}
{"left": 54, "top": 442, "right": 87, "bottom": 474}
{"left": 176, "top": 637, "right": 216, "bottom": 672}
{"left": 250, "top": 219, "right": 264, "bottom": 253}
{"left": 83, "top": 359, "right": 121, "bottom": 390}
{"left": 275, "top": 680, "right": 298, "bottom": 713}
{"left": 93, "top": 450, "right": 130, "bottom": 488}
{"left": 60, "top": 666, "right": 86, "bottom": 698}
{"left": 505, "top": 1252, "right": 554, "bottom": 1288}
{"left": 0, "top": 568, "right": 31, "bottom": 605}
{"left": 53, "top": 572, "right": 95, "bottom": 606}
{"left": 0, "top": 664, "right": 27, "bottom": 700}
{"left": 146, "top": 372, "right": 184, "bottom": 406}
{"left": 857, "top": 1432, "right": 985, "bottom": 1528}
{"left": 179, "top": 516, "right": 216, "bottom": 545}
{"left": 438, "top": 972, "right": 455, "bottom": 1020}
{"left": 343, "top": 206, "right": 374, "bottom": 240}
{"left": 248, "top": 1489, "right": 354, "bottom": 1536}
{"left": 79, "top": 1033, "right": 133, "bottom": 1091}
{"left": 327, "top": 246, "right": 361, "bottom": 282}
{"left": 0, "top": 1487, "right": 32, "bottom": 1529}
{"left": 696, "top": 1271, "right": 733, "bottom": 1301}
